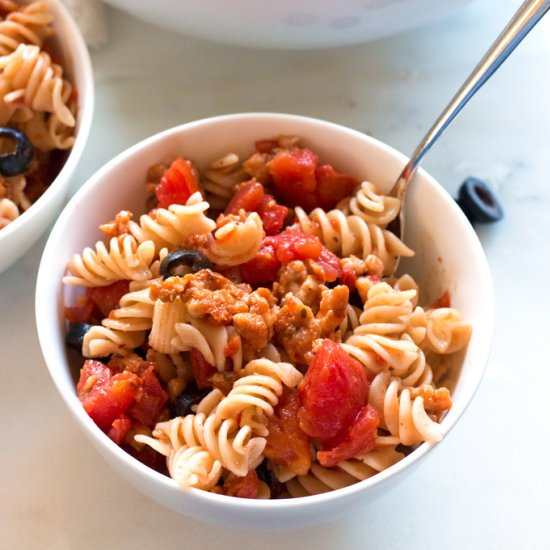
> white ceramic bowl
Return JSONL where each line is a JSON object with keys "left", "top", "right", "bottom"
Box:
{"left": 0, "top": 0, "right": 94, "bottom": 274}
{"left": 103, "top": 0, "right": 474, "bottom": 49}
{"left": 36, "top": 113, "right": 493, "bottom": 530}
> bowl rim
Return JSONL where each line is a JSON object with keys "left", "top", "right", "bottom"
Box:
{"left": 0, "top": 0, "right": 95, "bottom": 244}
{"left": 36, "top": 112, "right": 494, "bottom": 513}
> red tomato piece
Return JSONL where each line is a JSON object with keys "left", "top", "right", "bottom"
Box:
{"left": 240, "top": 242, "right": 280, "bottom": 284}
{"left": 315, "top": 247, "right": 342, "bottom": 283}
{"left": 255, "top": 139, "right": 279, "bottom": 154}
{"left": 340, "top": 268, "right": 357, "bottom": 292}
{"left": 64, "top": 298, "right": 94, "bottom": 323}
{"left": 88, "top": 280, "right": 130, "bottom": 318}
{"left": 314, "top": 164, "right": 360, "bottom": 211}
{"left": 107, "top": 415, "right": 133, "bottom": 445}
{"left": 127, "top": 364, "right": 168, "bottom": 426}
{"left": 223, "top": 470, "right": 260, "bottom": 499}
{"left": 268, "top": 147, "right": 319, "bottom": 209}
{"left": 77, "top": 360, "right": 140, "bottom": 431}
{"left": 257, "top": 193, "right": 289, "bottom": 235}
{"left": 224, "top": 179, "right": 265, "bottom": 215}
{"left": 298, "top": 339, "right": 370, "bottom": 445}
{"left": 268, "top": 228, "right": 323, "bottom": 264}
{"left": 264, "top": 388, "right": 311, "bottom": 476}
{"left": 317, "top": 404, "right": 380, "bottom": 467}
{"left": 191, "top": 349, "right": 217, "bottom": 389}
{"left": 155, "top": 157, "right": 200, "bottom": 209}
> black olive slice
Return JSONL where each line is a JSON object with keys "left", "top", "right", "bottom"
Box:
{"left": 66, "top": 322, "right": 92, "bottom": 351}
{"left": 457, "top": 177, "right": 504, "bottom": 224}
{"left": 159, "top": 248, "right": 213, "bottom": 280}
{"left": 169, "top": 383, "right": 211, "bottom": 417}
{"left": 0, "top": 127, "right": 34, "bottom": 177}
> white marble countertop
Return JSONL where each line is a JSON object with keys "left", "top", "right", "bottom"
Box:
{"left": 1, "top": 0, "right": 549, "bottom": 548}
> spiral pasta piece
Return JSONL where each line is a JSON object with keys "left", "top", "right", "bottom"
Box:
{"left": 215, "top": 358, "right": 303, "bottom": 433}
{"left": 138, "top": 408, "right": 266, "bottom": 477}
{"left": 171, "top": 319, "right": 242, "bottom": 372}
{"left": 294, "top": 206, "right": 413, "bottom": 276}
{"left": 337, "top": 180, "right": 401, "bottom": 226}
{"left": 101, "top": 287, "right": 155, "bottom": 332}
{"left": 0, "top": 197, "right": 18, "bottom": 228}
{"left": 63, "top": 235, "right": 157, "bottom": 287}
{"left": 207, "top": 212, "right": 264, "bottom": 266}
{"left": 128, "top": 192, "right": 216, "bottom": 251}
{"left": 0, "top": 43, "right": 75, "bottom": 126}
{"left": 423, "top": 307, "right": 472, "bottom": 354}
{"left": 19, "top": 109, "right": 75, "bottom": 151}
{"left": 357, "top": 282, "right": 417, "bottom": 336}
{"left": 167, "top": 445, "right": 222, "bottom": 491}
{"left": 368, "top": 371, "right": 443, "bottom": 446}
{"left": 0, "top": 1, "right": 53, "bottom": 56}
{"left": 82, "top": 325, "right": 146, "bottom": 358}
{"left": 284, "top": 446, "right": 404, "bottom": 497}
{"left": 202, "top": 153, "right": 247, "bottom": 211}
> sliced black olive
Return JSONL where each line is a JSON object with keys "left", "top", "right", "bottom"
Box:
{"left": 159, "top": 248, "right": 213, "bottom": 280}
{"left": 169, "top": 383, "right": 211, "bottom": 417}
{"left": 457, "top": 177, "right": 504, "bottom": 224}
{"left": 256, "top": 460, "right": 284, "bottom": 498}
{"left": 66, "top": 322, "right": 92, "bottom": 351}
{"left": 0, "top": 127, "right": 34, "bottom": 177}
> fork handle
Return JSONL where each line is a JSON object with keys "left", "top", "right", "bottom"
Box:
{"left": 392, "top": 0, "right": 550, "bottom": 201}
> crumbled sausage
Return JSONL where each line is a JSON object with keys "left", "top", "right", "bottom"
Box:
{"left": 274, "top": 294, "right": 321, "bottom": 365}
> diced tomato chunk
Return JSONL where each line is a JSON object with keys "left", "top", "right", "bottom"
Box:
{"left": 127, "top": 364, "right": 168, "bottom": 426}
{"left": 107, "top": 415, "right": 133, "bottom": 445}
{"left": 64, "top": 298, "right": 94, "bottom": 323}
{"left": 317, "top": 404, "right": 379, "bottom": 467}
{"left": 298, "top": 339, "right": 370, "bottom": 446}
{"left": 264, "top": 388, "right": 311, "bottom": 476}
{"left": 257, "top": 193, "right": 288, "bottom": 235}
{"left": 240, "top": 228, "right": 339, "bottom": 285}
{"left": 77, "top": 360, "right": 140, "bottom": 431}
{"left": 315, "top": 247, "right": 342, "bottom": 283}
{"left": 268, "top": 147, "right": 319, "bottom": 210}
{"left": 225, "top": 179, "right": 265, "bottom": 215}
{"left": 314, "top": 164, "right": 360, "bottom": 211}
{"left": 255, "top": 139, "right": 278, "bottom": 154}
{"left": 266, "top": 147, "right": 359, "bottom": 211}
{"left": 340, "top": 268, "right": 357, "bottom": 292}
{"left": 191, "top": 349, "right": 217, "bottom": 389}
{"left": 88, "top": 280, "right": 130, "bottom": 317}
{"left": 223, "top": 470, "right": 260, "bottom": 499}
{"left": 225, "top": 179, "right": 288, "bottom": 235}
{"left": 240, "top": 243, "right": 280, "bottom": 284}
{"left": 155, "top": 157, "right": 199, "bottom": 209}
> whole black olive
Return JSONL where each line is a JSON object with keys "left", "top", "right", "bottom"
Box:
{"left": 159, "top": 248, "right": 213, "bottom": 280}
{"left": 66, "top": 322, "right": 92, "bottom": 351}
{"left": 456, "top": 177, "right": 504, "bottom": 224}
{"left": 0, "top": 127, "right": 34, "bottom": 177}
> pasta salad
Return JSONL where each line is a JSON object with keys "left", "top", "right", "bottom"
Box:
{"left": 64, "top": 135, "right": 472, "bottom": 499}
{"left": 0, "top": 1, "right": 77, "bottom": 230}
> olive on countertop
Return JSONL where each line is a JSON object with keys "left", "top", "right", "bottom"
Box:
{"left": 456, "top": 176, "right": 504, "bottom": 224}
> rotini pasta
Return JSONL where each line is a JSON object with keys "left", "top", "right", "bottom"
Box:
{"left": 128, "top": 191, "right": 216, "bottom": 251}
{"left": 0, "top": 1, "right": 53, "bottom": 56}
{"left": 65, "top": 135, "right": 471, "bottom": 500}
{"left": 63, "top": 235, "right": 157, "bottom": 287}
{"left": 294, "top": 206, "right": 413, "bottom": 276}
{"left": 0, "top": 1, "right": 77, "bottom": 231}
